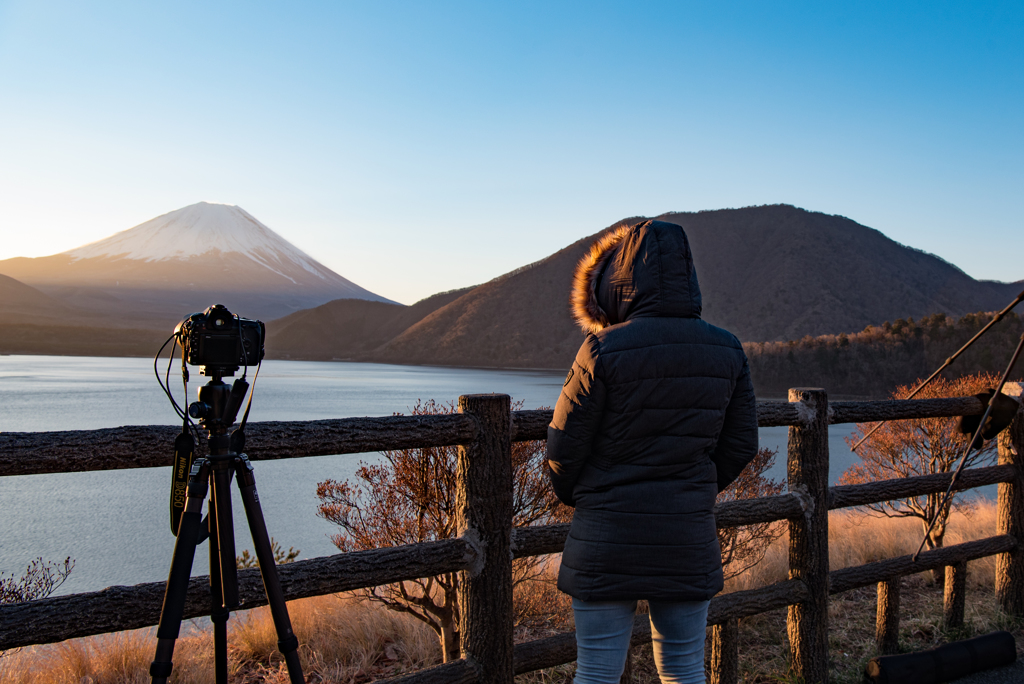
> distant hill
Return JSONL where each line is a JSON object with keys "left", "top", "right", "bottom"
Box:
{"left": 266, "top": 287, "right": 474, "bottom": 360}
{"left": 358, "top": 205, "right": 1021, "bottom": 369}
{"left": 659, "top": 206, "right": 1019, "bottom": 342}
{"left": 0, "top": 202, "right": 393, "bottom": 327}
{"left": 0, "top": 274, "right": 75, "bottom": 322}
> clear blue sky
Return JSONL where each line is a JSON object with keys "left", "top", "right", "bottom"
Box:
{"left": 1, "top": 1, "right": 1021, "bottom": 304}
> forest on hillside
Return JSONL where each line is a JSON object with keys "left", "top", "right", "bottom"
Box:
{"left": 746, "top": 310, "right": 1024, "bottom": 398}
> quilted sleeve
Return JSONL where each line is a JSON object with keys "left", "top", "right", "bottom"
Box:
{"left": 711, "top": 353, "right": 759, "bottom": 492}
{"left": 546, "top": 335, "right": 607, "bottom": 506}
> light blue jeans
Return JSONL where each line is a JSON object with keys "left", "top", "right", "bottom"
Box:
{"left": 572, "top": 598, "right": 710, "bottom": 684}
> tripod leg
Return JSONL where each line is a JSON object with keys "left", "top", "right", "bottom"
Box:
{"left": 208, "top": 474, "right": 230, "bottom": 684}
{"left": 150, "top": 459, "right": 210, "bottom": 684}
{"left": 212, "top": 463, "right": 240, "bottom": 608}
{"left": 235, "top": 455, "right": 305, "bottom": 684}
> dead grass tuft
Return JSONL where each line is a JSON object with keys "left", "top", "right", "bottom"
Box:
{"left": 0, "top": 627, "right": 213, "bottom": 684}
{"left": 232, "top": 593, "right": 438, "bottom": 682}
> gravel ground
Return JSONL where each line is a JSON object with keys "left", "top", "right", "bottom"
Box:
{"left": 950, "top": 659, "right": 1024, "bottom": 683}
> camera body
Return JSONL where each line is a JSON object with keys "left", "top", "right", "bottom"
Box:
{"left": 174, "top": 304, "right": 265, "bottom": 376}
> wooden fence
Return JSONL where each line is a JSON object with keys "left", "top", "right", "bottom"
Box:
{"left": 2, "top": 386, "right": 1023, "bottom": 683}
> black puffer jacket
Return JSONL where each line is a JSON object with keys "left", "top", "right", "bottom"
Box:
{"left": 547, "top": 220, "right": 758, "bottom": 601}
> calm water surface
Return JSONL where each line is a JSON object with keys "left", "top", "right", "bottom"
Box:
{"left": 0, "top": 355, "right": 861, "bottom": 594}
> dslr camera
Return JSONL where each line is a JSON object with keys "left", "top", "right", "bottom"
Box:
{"left": 174, "top": 304, "right": 265, "bottom": 376}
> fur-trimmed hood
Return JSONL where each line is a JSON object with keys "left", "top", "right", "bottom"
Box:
{"left": 571, "top": 220, "right": 702, "bottom": 334}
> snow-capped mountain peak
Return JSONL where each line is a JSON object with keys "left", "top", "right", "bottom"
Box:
{"left": 19, "top": 201, "right": 399, "bottom": 317}
{"left": 66, "top": 202, "right": 320, "bottom": 270}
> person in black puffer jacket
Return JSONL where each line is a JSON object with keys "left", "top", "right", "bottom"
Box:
{"left": 547, "top": 220, "right": 758, "bottom": 684}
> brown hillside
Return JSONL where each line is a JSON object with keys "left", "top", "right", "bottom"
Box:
{"left": 366, "top": 205, "right": 1021, "bottom": 369}
{"left": 660, "top": 206, "right": 1018, "bottom": 341}
{"left": 0, "top": 274, "right": 75, "bottom": 321}
{"left": 367, "top": 218, "right": 640, "bottom": 368}
{"left": 266, "top": 287, "right": 474, "bottom": 360}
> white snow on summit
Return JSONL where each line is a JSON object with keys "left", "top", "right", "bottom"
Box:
{"left": 65, "top": 202, "right": 327, "bottom": 279}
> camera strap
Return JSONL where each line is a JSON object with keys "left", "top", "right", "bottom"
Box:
{"left": 169, "top": 421, "right": 195, "bottom": 536}
{"left": 229, "top": 358, "right": 261, "bottom": 455}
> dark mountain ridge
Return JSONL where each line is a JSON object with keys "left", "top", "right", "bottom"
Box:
{"left": 361, "top": 205, "right": 1021, "bottom": 369}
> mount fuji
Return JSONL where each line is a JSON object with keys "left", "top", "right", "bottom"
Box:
{"left": 0, "top": 202, "right": 394, "bottom": 324}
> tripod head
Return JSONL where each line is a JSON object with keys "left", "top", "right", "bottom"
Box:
{"left": 188, "top": 372, "right": 250, "bottom": 437}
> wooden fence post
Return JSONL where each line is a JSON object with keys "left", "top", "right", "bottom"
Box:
{"left": 997, "top": 382, "right": 1024, "bottom": 616}
{"left": 787, "top": 388, "right": 830, "bottom": 683}
{"left": 457, "top": 394, "right": 514, "bottom": 684}
{"left": 943, "top": 562, "right": 967, "bottom": 630}
{"left": 875, "top": 578, "right": 900, "bottom": 654}
{"left": 709, "top": 619, "right": 739, "bottom": 684}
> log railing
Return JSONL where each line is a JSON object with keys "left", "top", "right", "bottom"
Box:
{"left": 1, "top": 386, "right": 1022, "bottom": 683}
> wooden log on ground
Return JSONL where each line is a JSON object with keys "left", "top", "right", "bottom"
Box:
{"left": 829, "top": 465, "right": 1015, "bottom": 511}
{"left": 709, "top": 618, "right": 739, "bottom": 684}
{"left": 829, "top": 396, "right": 985, "bottom": 425}
{"left": 829, "top": 535, "right": 1016, "bottom": 594}
{"left": 943, "top": 561, "right": 967, "bottom": 630}
{"left": 786, "top": 388, "right": 830, "bottom": 684}
{"left": 374, "top": 658, "right": 481, "bottom": 684}
{"left": 0, "top": 414, "right": 479, "bottom": 476}
{"left": 875, "top": 578, "right": 900, "bottom": 654}
{"left": 997, "top": 385, "right": 1024, "bottom": 616}
{"left": 0, "top": 538, "right": 474, "bottom": 650}
{"left": 456, "top": 394, "right": 514, "bottom": 684}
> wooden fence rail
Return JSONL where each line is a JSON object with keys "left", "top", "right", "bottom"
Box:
{"left": 1, "top": 388, "right": 1021, "bottom": 684}
{"left": 0, "top": 397, "right": 989, "bottom": 477}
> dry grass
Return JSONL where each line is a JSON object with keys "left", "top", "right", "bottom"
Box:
{"left": 728, "top": 498, "right": 1000, "bottom": 594}
{"left": 231, "top": 594, "right": 437, "bottom": 682}
{"left": 4, "top": 502, "right": 1018, "bottom": 683}
{"left": 0, "top": 628, "right": 215, "bottom": 684}
{"left": 0, "top": 595, "right": 437, "bottom": 684}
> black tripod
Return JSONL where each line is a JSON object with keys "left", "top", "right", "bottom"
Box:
{"left": 150, "top": 373, "right": 304, "bottom": 684}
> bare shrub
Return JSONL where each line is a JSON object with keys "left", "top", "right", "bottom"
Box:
{"left": 839, "top": 373, "right": 1001, "bottom": 581}
{"left": 0, "top": 557, "right": 74, "bottom": 604}
{"left": 236, "top": 537, "right": 300, "bottom": 569}
{"left": 316, "top": 399, "right": 571, "bottom": 662}
{"left": 717, "top": 447, "right": 786, "bottom": 581}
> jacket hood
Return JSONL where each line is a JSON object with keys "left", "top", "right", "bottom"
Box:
{"left": 571, "top": 220, "right": 702, "bottom": 334}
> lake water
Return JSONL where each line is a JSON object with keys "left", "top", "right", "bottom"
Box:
{"left": 0, "top": 355, "right": 862, "bottom": 595}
